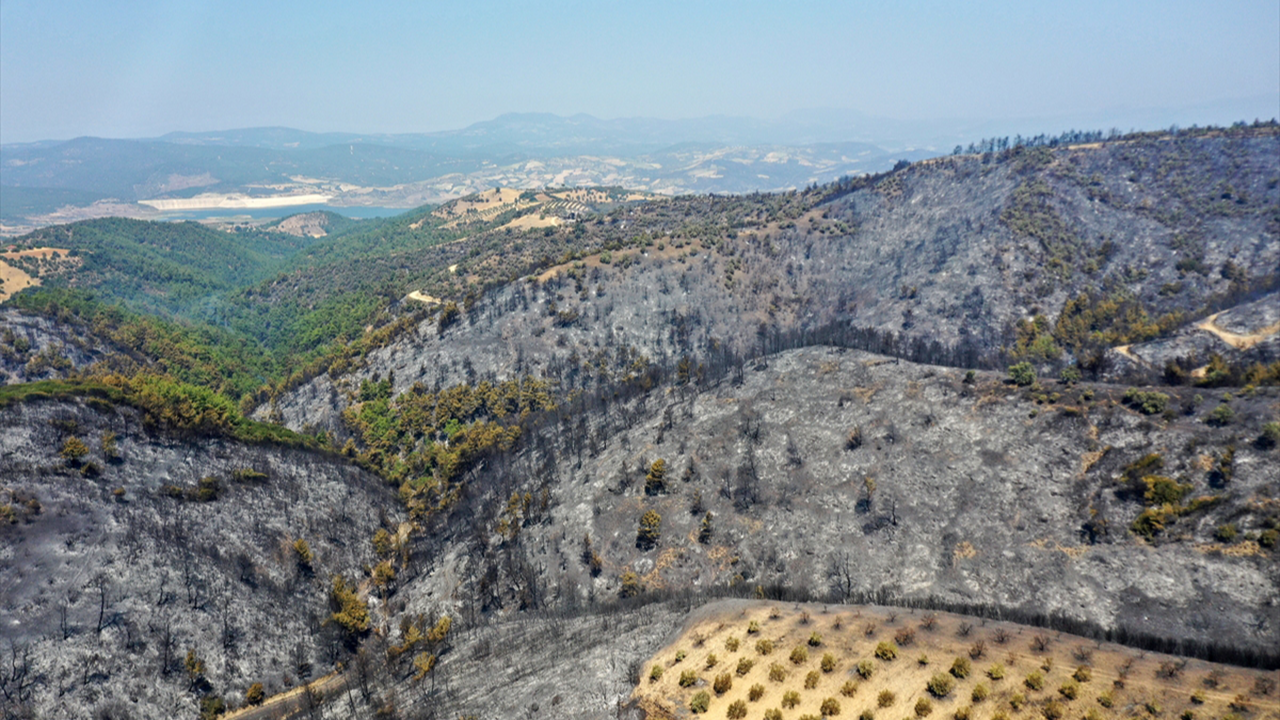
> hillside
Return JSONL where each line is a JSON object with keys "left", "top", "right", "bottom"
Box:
{"left": 0, "top": 391, "right": 398, "bottom": 720}
{"left": 264, "top": 125, "right": 1280, "bottom": 432}
{"left": 1, "top": 124, "right": 1278, "bottom": 720}
{"left": 8, "top": 218, "right": 321, "bottom": 317}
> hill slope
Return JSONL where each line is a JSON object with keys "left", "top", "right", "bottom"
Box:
{"left": 1, "top": 124, "right": 1278, "bottom": 720}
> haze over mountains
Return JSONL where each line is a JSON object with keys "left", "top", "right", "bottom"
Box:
{"left": 7, "top": 100, "right": 1275, "bottom": 234}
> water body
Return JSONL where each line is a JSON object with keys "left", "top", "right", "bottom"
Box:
{"left": 156, "top": 204, "right": 411, "bottom": 221}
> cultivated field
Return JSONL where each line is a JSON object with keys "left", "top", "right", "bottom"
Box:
{"left": 634, "top": 601, "right": 1279, "bottom": 720}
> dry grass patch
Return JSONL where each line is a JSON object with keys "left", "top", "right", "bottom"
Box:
{"left": 0, "top": 247, "right": 77, "bottom": 302}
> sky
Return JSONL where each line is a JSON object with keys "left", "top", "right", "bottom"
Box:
{"left": 1, "top": 0, "right": 1278, "bottom": 143}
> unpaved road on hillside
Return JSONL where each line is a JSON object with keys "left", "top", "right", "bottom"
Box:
{"left": 220, "top": 672, "right": 347, "bottom": 720}
{"left": 1197, "top": 312, "right": 1280, "bottom": 350}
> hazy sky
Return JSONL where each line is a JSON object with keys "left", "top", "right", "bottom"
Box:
{"left": 2, "top": 0, "right": 1277, "bottom": 143}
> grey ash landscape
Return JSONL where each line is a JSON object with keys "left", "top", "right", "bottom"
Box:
{"left": 2, "top": 125, "right": 1279, "bottom": 720}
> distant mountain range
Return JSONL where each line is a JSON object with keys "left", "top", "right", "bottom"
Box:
{"left": 3, "top": 99, "right": 1275, "bottom": 232}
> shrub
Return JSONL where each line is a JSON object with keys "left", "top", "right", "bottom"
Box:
{"left": 915, "top": 698, "right": 934, "bottom": 717}
{"left": 679, "top": 670, "right": 699, "bottom": 687}
{"left": 951, "top": 657, "right": 971, "bottom": 679}
{"left": 1229, "top": 695, "right": 1249, "bottom": 712}
{"left": 766, "top": 710, "right": 783, "bottom": 720}
{"left": 198, "top": 696, "right": 225, "bottom": 720}
{"left": 857, "top": 660, "right": 875, "bottom": 679}
{"left": 783, "top": 690, "right": 802, "bottom": 709}
{"left": 791, "top": 646, "right": 809, "bottom": 664}
{"left": 727, "top": 700, "right": 748, "bottom": 719}
{"left": 929, "top": 673, "right": 956, "bottom": 698}
{"left": 1073, "top": 666, "right": 1092, "bottom": 683}
{"left": 1215, "top": 523, "right": 1239, "bottom": 542}
{"left": 1259, "top": 421, "right": 1280, "bottom": 449}
{"left": 1206, "top": 404, "right": 1235, "bottom": 427}
{"left": 972, "top": 684, "right": 989, "bottom": 702}
{"left": 1042, "top": 700, "right": 1064, "bottom": 720}
{"left": 1098, "top": 691, "right": 1114, "bottom": 708}
{"left": 437, "top": 301, "right": 460, "bottom": 333}
{"left": 841, "top": 680, "right": 858, "bottom": 697}
{"left": 805, "top": 670, "right": 820, "bottom": 688}
{"left": 706, "top": 653, "right": 719, "bottom": 669}
{"left": 749, "top": 683, "right": 765, "bottom": 701}
{"left": 822, "top": 653, "right": 837, "bottom": 672}
{"left": 918, "top": 654, "right": 931, "bottom": 666}
{"left": 245, "top": 683, "right": 265, "bottom": 706}
{"left": 747, "top": 620, "right": 761, "bottom": 634}
{"left": 636, "top": 510, "right": 662, "bottom": 549}
{"left": 675, "top": 650, "right": 687, "bottom": 663}
{"left": 1059, "top": 682, "right": 1079, "bottom": 700}
{"left": 821, "top": 698, "right": 842, "bottom": 716}
{"left": 100, "top": 431, "right": 120, "bottom": 460}
{"left": 809, "top": 631, "right": 824, "bottom": 646}
{"left": 878, "top": 690, "right": 896, "bottom": 707}
{"left": 644, "top": 458, "right": 668, "bottom": 495}
{"left": 1190, "top": 690, "right": 1205, "bottom": 704}
{"left": 726, "top": 636, "right": 740, "bottom": 652}
{"left": 859, "top": 711, "right": 874, "bottom": 720}
{"left": 1010, "top": 693, "right": 1026, "bottom": 710}
{"left": 968, "top": 641, "right": 986, "bottom": 659}
{"left": 713, "top": 672, "right": 733, "bottom": 694}
{"left": 650, "top": 665, "right": 664, "bottom": 682}
{"left": 769, "top": 663, "right": 787, "bottom": 681}
{"left": 59, "top": 436, "right": 89, "bottom": 464}
{"left": 736, "top": 658, "right": 754, "bottom": 676}
{"left": 757, "top": 638, "right": 774, "bottom": 655}
{"left": 1025, "top": 672, "right": 1045, "bottom": 691}
{"left": 987, "top": 663, "right": 1005, "bottom": 680}
{"left": 372, "top": 529, "right": 394, "bottom": 557}
{"left": 690, "top": 691, "right": 711, "bottom": 713}
{"left": 1085, "top": 710, "right": 1103, "bottom": 720}
{"left": 372, "top": 559, "right": 396, "bottom": 589}
{"left": 895, "top": 627, "right": 917, "bottom": 646}
{"left": 1123, "top": 388, "right": 1169, "bottom": 415}
{"left": 875, "top": 641, "right": 898, "bottom": 660}
{"left": 1009, "top": 363, "right": 1036, "bottom": 386}
{"left": 1143, "top": 475, "right": 1191, "bottom": 505}
{"left": 619, "top": 570, "right": 644, "bottom": 598}
{"left": 328, "top": 575, "right": 369, "bottom": 635}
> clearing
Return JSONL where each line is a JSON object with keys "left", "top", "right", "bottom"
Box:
{"left": 0, "top": 247, "right": 77, "bottom": 302}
